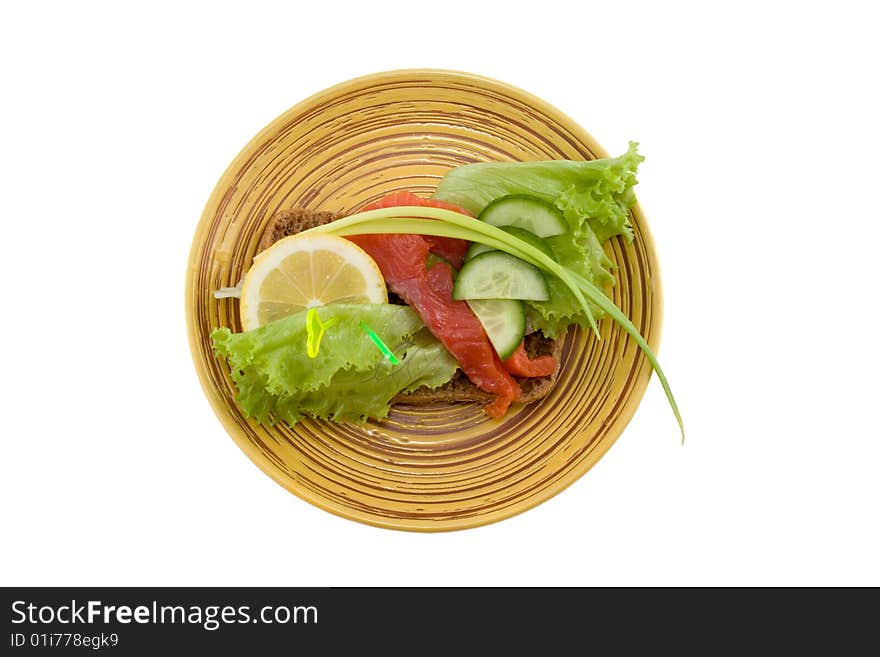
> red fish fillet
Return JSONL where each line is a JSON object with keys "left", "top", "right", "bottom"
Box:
{"left": 349, "top": 192, "right": 520, "bottom": 417}
{"left": 360, "top": 190, "right": 471, "bottom": 269}
{"left": 502, "top": 340, "right": 557, "bottom": 378}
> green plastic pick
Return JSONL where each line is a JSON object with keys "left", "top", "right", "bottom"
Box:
{"left": 359, "top": 321, "right": 400, "bottom": 365}
{"left": 305, "top": 308, "right": 338, "bottom": 358}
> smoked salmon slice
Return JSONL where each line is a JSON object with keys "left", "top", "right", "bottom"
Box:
{"left": 502, "top": 340, "right": 557, "bottom": 378}
{"left": 349, "top": 191, "right": 520, "bottom": 417}
{"left": 360, "top": 190, "right": 471, "bottom": 269}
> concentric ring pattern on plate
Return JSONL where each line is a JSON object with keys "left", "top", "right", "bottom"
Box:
{"left": 186, "top": 69, "right": 662, "bottom": 531}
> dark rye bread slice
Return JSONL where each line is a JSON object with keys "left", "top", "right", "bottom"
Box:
{"left": 259, "top": 208, "right": 564, "bottom": 406}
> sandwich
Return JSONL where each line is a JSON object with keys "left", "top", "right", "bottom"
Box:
{"left": 211, "top": 142, "right": 682, "bottom": 434}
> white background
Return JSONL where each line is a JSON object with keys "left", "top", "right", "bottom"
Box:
{"left": 2, "top": 1, "right": 877, "bottom": 586}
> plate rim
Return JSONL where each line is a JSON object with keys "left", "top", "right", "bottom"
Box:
{"left": 185, "top": 68, "right": 663, "bottom": 532}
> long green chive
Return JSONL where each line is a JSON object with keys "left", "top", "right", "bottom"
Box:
{"left": 305, "top": 209, "right": 600, "bottom": 337}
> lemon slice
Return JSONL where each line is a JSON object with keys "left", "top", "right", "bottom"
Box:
{"left": 239, "top": 234, "right": 387, "bottom": 330}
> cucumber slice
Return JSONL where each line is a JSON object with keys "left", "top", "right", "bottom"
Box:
{"left": 452, "top": 252, "right": 549, "bottom": 301}
{"left": 478, "top": 195, "right": 568, "bottom": 237}
{"left": 465, "top": 225, "right": 557, "bottom": 262}
{"left": 467, "top": 299, "right": 525, "bottom": 360}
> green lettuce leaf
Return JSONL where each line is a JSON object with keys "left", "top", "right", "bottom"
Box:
{"left": 433, "top": 142, "right": 643, "bottom": 337}
{"left": 528, "top": 227, "right": 615, "bottom": 338}
{"left": 211, "top": 304, "right": 458, "bottom": 425}
{"left": 273, "top": 329, "right": 456, "bottom": 423}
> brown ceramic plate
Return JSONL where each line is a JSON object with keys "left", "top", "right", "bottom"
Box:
{"left": 186, "top": 69, "right": 662, "bottom": 531}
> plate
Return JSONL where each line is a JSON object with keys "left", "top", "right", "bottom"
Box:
{"left": 185, "top": 69, "right": 662, "bottom": 531}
